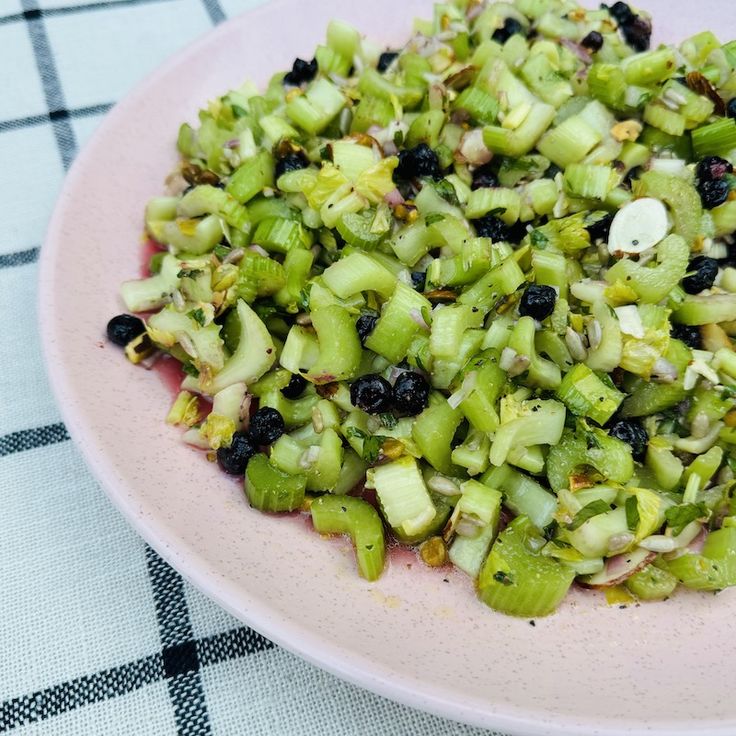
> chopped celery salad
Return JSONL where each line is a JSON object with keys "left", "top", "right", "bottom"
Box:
{"left": 107, "top": 0, "right": 736, "bottom": 617}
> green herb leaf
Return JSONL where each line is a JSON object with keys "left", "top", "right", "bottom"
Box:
{"left": 214, "top": 244, "right": 231, "bottom": 260}
{"left": 493, "top": 570, "right": 514, "bottom": 586}
{"left": 187, "top": 308, "right": 206, "bottom": 326}
{"left": 665, "top": 502, "right": 709, "bottom": 536}
{"left": 345, "top": 428, "right": 386, "bottom": 464}
{"left": 345, "top": 426, "right": 367, "bottom": 440}
{"left": 550, "top": 538, "right": 573, "bottom": 548}
{"left": 182, "top": 362, "right": 200, "bottom": 378}
{"left": 362, "top": 435, "right": 387, "bottom": 464}
{"left": 231, "top": 104, "right": 248, "bottom": 119}
{"left": 625, "top": 495, "right": 640, "bottom": 532}
{"left": 425, "top": 212, "right": 446, "bottom": 226}
{"left": 433, "top": 179, "right": 459, "bottom": 206}
{"left": 530, "top": 229, "right": 549, "bottom": 249}
{"left": 379, "top": 412, "right": 398, "bottom": 429}
{"left": 567, "top": 500, "right": 610, "bottom": 531}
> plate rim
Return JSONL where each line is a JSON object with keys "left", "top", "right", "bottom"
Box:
{"left": 36, "top": 2, "right": 736, "bottom": 734}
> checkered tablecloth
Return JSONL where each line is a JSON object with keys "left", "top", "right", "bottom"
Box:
{"left": 0, "top": 0, "right": 500, "bottom": 733}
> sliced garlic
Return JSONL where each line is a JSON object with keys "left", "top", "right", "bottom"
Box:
{"left": 607, "top": 197, "right": 670, "bottom": 255}
{"left": 614, "top": 305, "right": 645, "bottom": 338}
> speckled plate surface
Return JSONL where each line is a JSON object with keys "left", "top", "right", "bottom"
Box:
{"left": 39, "top": 1, "right": 736, "bottom": 733}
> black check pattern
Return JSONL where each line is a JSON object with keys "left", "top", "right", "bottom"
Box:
{"left": 0, "top": 1, "right": 277, "bottom": 732}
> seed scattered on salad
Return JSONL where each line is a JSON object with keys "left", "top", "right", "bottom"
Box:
{"left": 109, "top": 0, "right": 736, "bottom": 617}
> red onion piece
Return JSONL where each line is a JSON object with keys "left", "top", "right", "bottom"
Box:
{"left": 248, "top": 244, "right": 270, "bottom": 257}
{"left": 384, "top": 188, "right": 406, "bottom": 207}
{"left": 409, "top": 308, "right": 430, "bottom": 330}
{"left": 561, "top": 38, "right": 593, "bottom": 65}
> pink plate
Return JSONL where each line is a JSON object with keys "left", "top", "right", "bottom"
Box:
{"left": 39, "top": 1, "right": 736, "bottom": 733}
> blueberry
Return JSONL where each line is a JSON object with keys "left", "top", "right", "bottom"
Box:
{"left": 621, "top": 16, "right": 651, "bottom": 52}
{"left": 350, "top": 374, "right": 393, "bottom": 414}
{"left": 249, "top": 407, "right": 285, "bottom": 445}
{"left": 728, "top": 99, "right": 736, "bottom": 120}
{"left": 217, "top": 432, "right": 258, "bottom": 475}
{"left": 608, "top": 419, "right": 648, "bottom": 460}
{"left": 393, "top": 143, "right": 442, "bottom": 181}
{"left": 492, "top": 17, "right": 525, "bottom": 44}
{"left": 670, "top": 324, "right": 702, "bottom": 350}
{"left": 682, "top": 256, "right": 718, "bottom": 294}
{"left": 585, "top": 213, "right": 614, "bottom": 243}
{"left": 392, "top": 371, "right": 430, "bottom": 416}
{"left": 471, "top": 163, "right": 499, "bottom": 190}
{"left": 581, "top": 30, "right": 604, "bottom": 52}
{"left": 275, "top": 151, "right": 309, "bottom": 180}
{"left": 607, "top": 2, "right": 635, "bottom": 24}
{"left": 410, "top": 271, "right": 427, "bottom": 291}
{"left": 356, "top": 314, "right": 378, "bottom": 344}
{"left": 696, "top": 156, "right": 733, "bottom": 183}
{"left": 377, "top": 51, "right": 398, "bottom": 73}
{"left": 281, "top": 373, "right": 307, "bottom": 399}
{"left": 283, "top": 57, "right": 318, "bottom": 86}
{"left": 698, "top": 179, "right": 731, "bottom": 210}
{"left": 471, "top": 214, "right": 511, "bottom": 241}
{"left": 519, "top": 284, "right": 556, "bottom": 321}
{"left": 544, "top": 163, "right": 563, "bottom": 180}
{"left": 106, "top": 314, "right": 145, "bottom": 346}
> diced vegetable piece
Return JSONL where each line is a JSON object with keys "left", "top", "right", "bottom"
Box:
{"left": 367, "top": 456, "right": 437, "bottom": 538}
{"left": 478, "top": 517, "right": 576, "bottom": 617}
{"left": 557, "top": 364, "right": 623, "bottom": 426}
{"left": 245, "top": 454, "right": 306, "bottom": 512}
{"left": 311, "top": 495, "right": 385, "bottom": 581}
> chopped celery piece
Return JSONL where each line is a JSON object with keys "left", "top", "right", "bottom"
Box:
{"left": 365, "top": 283, "right": 432, "bottom": 363}
{"left": 367, "top": 456, "right": 436, "bottom": 538}
{"left": 478, "top": 517, "right": 575, "bottom": 617}
{"left": 457, "top": 350, "right": 506, "bottom": 433}
{"left": 322, "top": 252, "right": 396, "bottom": 299}
{"left": 625, "top": 564, "right": 678, "bottom": 601}
{"left": 204, "top": 300, "right": 275, "bottom": 394}
{"left": 483, "top": 102, "right": 556, "bottom": 156}
{"left": 226, "top": 151, "right": 274, "bottom": 204}
{"left": 605, "top": 235, "right": 689, "bottom": 304}
{"left": 466, "top": 187, "right": 522, "bottom": 223}
{"left": 160, "top": 215, "right": 223, "bottom": 255}
{"left": 121, "top": 254, "right": 184, "bottom": 313}
{"left": 449, "top": 523, "right": 498, "bottom": 579}
{"left": 287, "top": 79, "right": 346, "bottom": 134}
{"left": 489, "top": 397, "right": 566, "bottom": 467}
{"left": 453, "top": 86, "right": 499, "bottom": 125}
{"left": 563, "top": 163, "right": 617, "bottom": 200}
{"left": 674, "top": 294, "right": 736, "bottom": 326}
{"left": 306, "top": 306, "right": 362, "bottom": 384}
{"left": 507, "top": 316, "right": 562, "bottom": 390}
{"left": 412, "top": 392, "right": 463, "bottom": 475}
{"left": 311, "top": 495, "right": 385, "bottom": 581}
{"left": 667, "top": 528, "right": 736, "bottom": 591}
{"left": 620, "top": 339, "right": 690, "bottom": 417}
{"left": 556, "top": 364, "right": 624, "bottom": 426}
{"left": 482, "top": 463, "right": 557, "bottom": 530}
{"left": 633, "top": 171, "right": 702, "bottom": 246}
{"left": 547, "top": 424, "right": 634, "bottom": 492}
{"left": 245, "top": 454, "right": 306, "bottom": 512}
{"left": 692, "top": 119, "right": 736, "bottom": 158}
{"left": 147, "top": 305, "right": 224, "bottom": 377}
